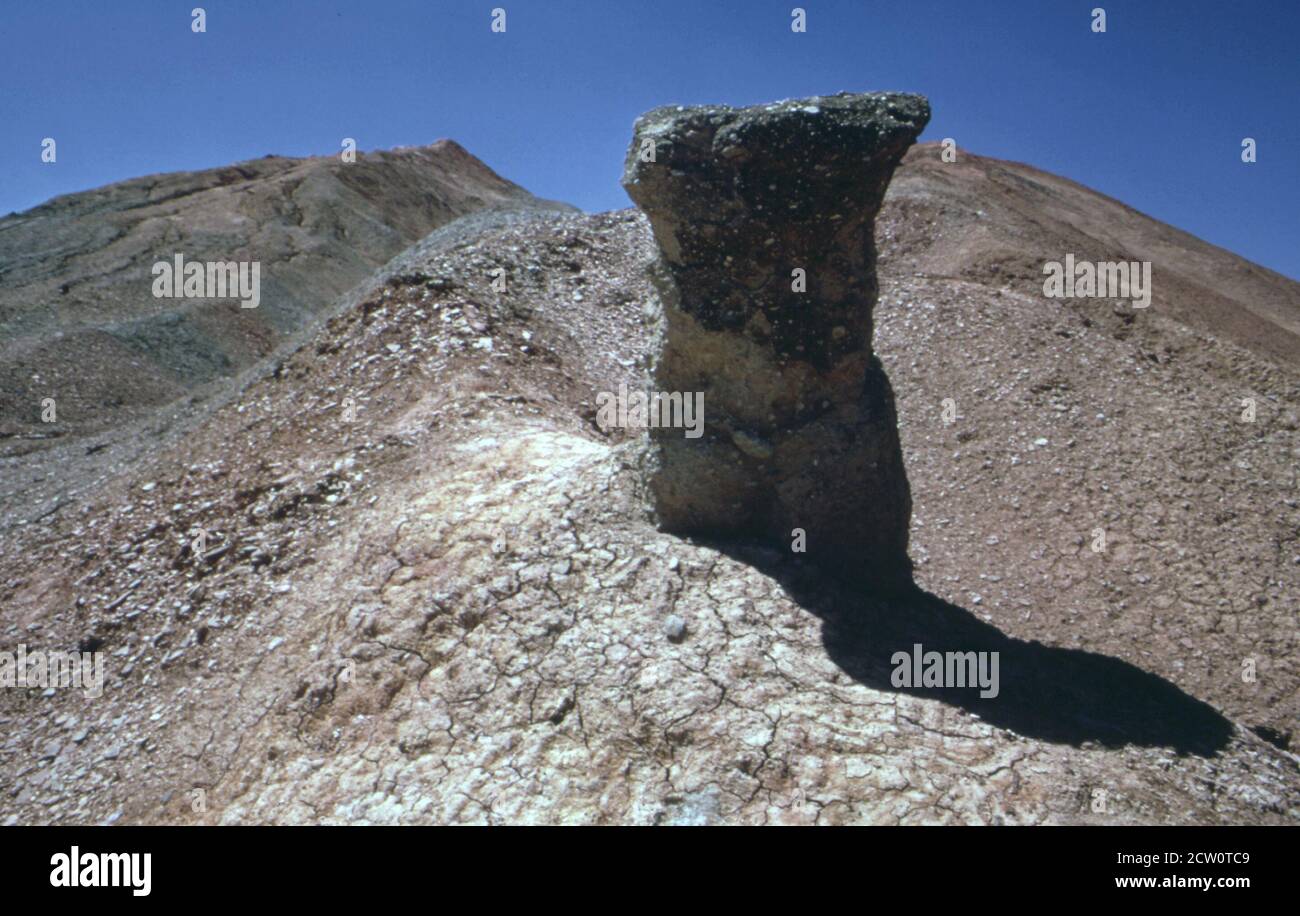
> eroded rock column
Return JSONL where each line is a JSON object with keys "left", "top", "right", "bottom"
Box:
{"left": 622, "top": 92, "right": 929, "bottom": 585}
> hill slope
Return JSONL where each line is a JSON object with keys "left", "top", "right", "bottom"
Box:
{"left": 0, "top": 142, "right": 570, "bottom": 527}
{"left": 877, "top": 143, "right": 1298, "bottom": 749}
{"left": 884, "top": 143, "right": 1300, "bottom": 367}
{"left": 0, "top": 141, "right": 560, "bottom": 443}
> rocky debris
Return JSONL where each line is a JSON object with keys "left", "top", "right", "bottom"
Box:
{"left": 0, "top": 150, "right": 572, "bottom": 531}
{"left": 0, "top": 141, "right": 569, "bottom": 522}
{"left": 622, "top": 93, "right": 929, "bottom": 585}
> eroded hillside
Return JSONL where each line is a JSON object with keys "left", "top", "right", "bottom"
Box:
{"left": 0, "top": 142, "right": 569, "bottom": 526}
{"left": 0, "top": 140, "right": 561, "bottom": 444}
{"left": 0, "top": 143, "right": 1296, "bottom": 825}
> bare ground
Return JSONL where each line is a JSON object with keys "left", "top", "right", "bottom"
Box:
{"left": 1, "top": 145, "right": 1297, "bottom": 824}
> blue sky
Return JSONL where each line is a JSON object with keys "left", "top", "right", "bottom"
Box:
{"left": 2, "top": 0, "right": 1297, "bottom": 279}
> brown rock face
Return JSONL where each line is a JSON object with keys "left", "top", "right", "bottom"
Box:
{"left": 622, "top": 92, "right": 930, "bottom": 585}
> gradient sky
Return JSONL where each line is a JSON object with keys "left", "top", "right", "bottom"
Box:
{"left": 2, "top": 0, "right": 1297, "bottom": 279}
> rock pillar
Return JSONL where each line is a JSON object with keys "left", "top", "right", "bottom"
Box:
{"left": 622, "top": 92, "right": 929, "bottom": 585}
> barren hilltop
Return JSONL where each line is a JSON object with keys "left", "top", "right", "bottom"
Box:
{"left": 1, "top": 111, "right": 1296, "bottom": 824}
{"left": 0, "top": 140, "right": 565, "bottom": 445}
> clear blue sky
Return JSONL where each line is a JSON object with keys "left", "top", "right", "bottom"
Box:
{"left": 2, "top": 0, "right": 1297, "bottom": 279}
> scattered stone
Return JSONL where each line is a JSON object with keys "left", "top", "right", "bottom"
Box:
{"left": 663, "top": 615, "right": 687, "bottom": 643}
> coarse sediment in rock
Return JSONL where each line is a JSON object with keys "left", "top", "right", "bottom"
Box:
{"left": 621, "top": 92, "right": 930, "bottom": 584}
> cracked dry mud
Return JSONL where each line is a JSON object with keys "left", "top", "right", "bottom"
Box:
{"left": 1, "top": 142, "right": 1297, "bottom": 825}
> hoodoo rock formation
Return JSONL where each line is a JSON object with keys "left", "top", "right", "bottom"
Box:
{"left": 622, "top": 92, "right": 930, "bottom": 585}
